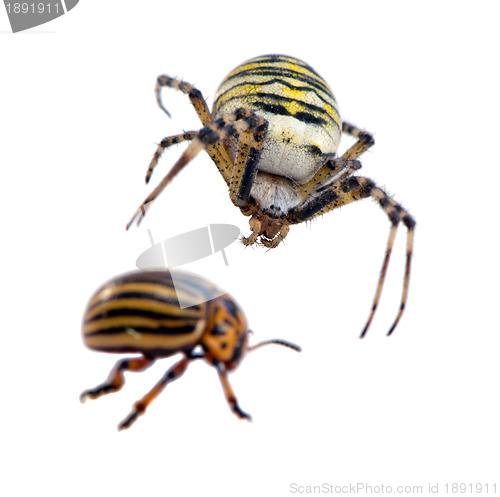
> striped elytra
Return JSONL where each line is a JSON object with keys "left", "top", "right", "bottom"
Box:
{"left": 82, "top": 270, "right": 221, "bottom": 356}
{"left": 80, "top": 270, "right": 300, "bottom": 429}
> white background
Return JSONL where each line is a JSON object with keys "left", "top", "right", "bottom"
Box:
{"left": 1, "top": 1, "right": 499, "bottom": 496}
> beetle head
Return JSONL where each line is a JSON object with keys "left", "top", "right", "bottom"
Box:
{"left": 203, "top": 294, "right": 249, "bottom": 370}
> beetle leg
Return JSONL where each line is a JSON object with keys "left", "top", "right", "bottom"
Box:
{"left": 118, "top": 355, "right": 195, "bottom": 430}
{"left": 80, "top": 356, "right": 155, "bottom": 402}
{"left": 216, "top": 364, "right": 251, "bottom": 421}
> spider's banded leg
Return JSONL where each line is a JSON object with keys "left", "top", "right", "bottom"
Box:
{"left": 290, "top": 176, "right": 415, "bottom": 337}
{"left": 147, "top": 131, "right": 233, "bottom": 186}
{"left": 296, "top": 158, "right": 362, "bottom": 201}
{"left": 350, "top": 178, "right": 415, "bottom": 337}
{"left": 341, "top": 122, "right": 375, "bottom": 160}
{"left": 228, "top": 119, "right": 268, "bottom": 208}
{"left": 225, "top": 113, "right": 268, "bottom": 247}
{"left": 127, "top": 108, "right": 267, "bottom": 228}
{"left": 146, "top": 131, "right": 197, "bottom": 183}
{"left": 216, "top": 364, "right": 251, "bottom": 421}
{"left": 80, "top": 356, "right": 155, "bottom": 402}
{"left": 289, "top": 176, "right": 370, "bottom": 225}
{"left": 153, "top": 76, "right": 235, "bottom": 185}
{"left": 118, "top": 355, "right": 197, "bottom": 431}
{"left": 155, "top": 76, "right": 213, "bottom": 125}
{"left": 228, "top": 128, "right": 252, "bottom": 205}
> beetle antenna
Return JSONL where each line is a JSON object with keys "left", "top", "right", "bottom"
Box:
{"left": 248, "top": 339, "right": 301, "bottom": 353}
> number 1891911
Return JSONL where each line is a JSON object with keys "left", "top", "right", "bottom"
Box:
{"left": 444, "top": 483, "right": 497, "bottom": 494}
{"left": 5, "top": 2, "right": 60, "bottom": 14}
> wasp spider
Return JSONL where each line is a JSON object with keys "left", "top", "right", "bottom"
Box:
{"left": 127, "top": 54, "right": 415, "bottom": 337}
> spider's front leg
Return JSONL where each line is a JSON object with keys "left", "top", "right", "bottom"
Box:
{"left": 146, "top": 76, "right": 235, "bottom": 188}
{"left": 146, "top": 131, "right": 198, "bottom": 184}
{"left": 154, "top": 75, "right": 213, "bottom": 125}
{"left": 227, "top": 115, "right": 268, "bottom": 209}
{"left": 290, "top": 175, "right": 415, "bottom": 337}
{"left": 127, "top": 108, "right": 268, "bottom": 229}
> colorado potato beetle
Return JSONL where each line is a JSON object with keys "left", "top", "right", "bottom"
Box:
{"left": 80, "top": 269, "right": 300, "bottom": 430}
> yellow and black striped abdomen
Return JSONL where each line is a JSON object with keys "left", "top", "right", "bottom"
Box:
{"left": 214, "top": 54, "right": 340, "bottom": 131}
{"left": 213, "top": 54, "right": 342, "bottom": 184}
{"left": 82, "top": 271, "right": 216, "bottom": 356}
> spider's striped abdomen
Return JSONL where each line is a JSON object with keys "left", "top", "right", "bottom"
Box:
{"left": 82, "top": 271, "right": 215, "bottom": 356}
{"left": 213, "top": 54, "right": 342, "bottom": 184}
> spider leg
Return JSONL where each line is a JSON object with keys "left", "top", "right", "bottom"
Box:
{"left": 228, "top": 116, "right": 268, "bottom": 209}
{"left": 118, "top": 355, "right": 197, "bottom": 431}
{"left": 155, "top": 76, "right": 213, "bottom": 125}
{"left": 127, "top": 108, "right": 267, "bottom": 228}
{"left": 351, "top": 178, "right": 415, "bottom": 337}
{"left": 146, "top": 131, "right": 198, "bottom": 183}
{"left": 151, "top": 76, "right": 235, "bottom": 185}
{"left": 289, "top": 176, "right": 415, "bottom": 337}
{"left": 341, "top": 122, "right": 375, "bottom": 160}
{"left": 293, "top": 121, "right": 370, "bottom": 205}
{"left": 296, "top": 158, "right": 362, "bottom": 202}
